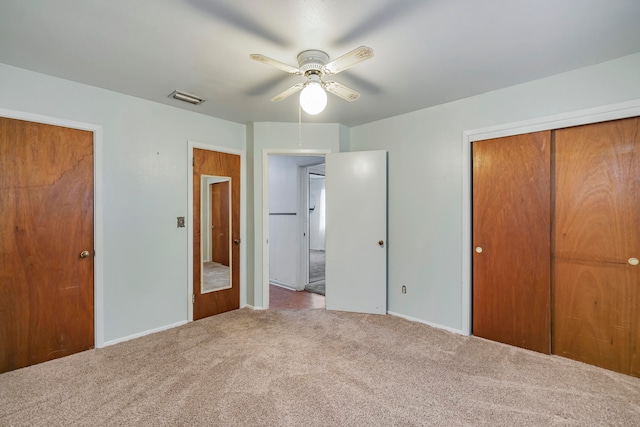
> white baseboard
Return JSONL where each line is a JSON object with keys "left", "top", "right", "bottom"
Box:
{"left": 270, "top": 279, "right": 297, "bottom": 291}
{"left": 102, "top": 320, "right": 188, "bottom": 347}
{"left": 387, "top": 311, "right": 465, "bottom": 336}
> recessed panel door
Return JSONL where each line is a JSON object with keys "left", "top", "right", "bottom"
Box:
{"left": 472, "top": 131, "right": 551, "bottom": 353}
{"left": 0, "top": 117, "right": 94, "bottom": 373}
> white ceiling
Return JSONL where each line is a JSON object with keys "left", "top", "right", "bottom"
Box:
{"left": 1, "top": 0, "right": 639, "bottom": 127}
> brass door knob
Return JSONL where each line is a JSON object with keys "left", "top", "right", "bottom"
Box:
{"left": 233, "top": 239, "right": 241, "bottom": 244}
{"left": 475, "top": 247, "right": 483, "bottom": 254}
{"left": 378, "top": 240, "right": 384, "bottom": 246}
{"left": 629, "top": 257, "right": 639, "bottom": 266}
{"left": 80, "top": 250, "right": 90, "bottom": 258}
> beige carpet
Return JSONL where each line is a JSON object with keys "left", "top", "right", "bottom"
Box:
{"left": 1, "top": 309, "right": 639, "bottom": 426}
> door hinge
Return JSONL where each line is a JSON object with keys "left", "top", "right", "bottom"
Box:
{"left": 192, "top": 157, "right": 195, "bottom": 166}
{"left": 192, "top": 294, "right": 195, "bottom": 304}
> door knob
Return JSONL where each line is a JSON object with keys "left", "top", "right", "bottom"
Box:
{"left": 233, "top": 239, "right": 241, "bottom": 245}
{"left": 475, "top": 247, "right": 483, "bottom": 253}
{"left": 378, "top": 240, "right": 384, "bottom": 247}
{"left": 79, "top": 250, "right": 90, "bottom": 258}
{"left": 629, "top": 257, "right": 639, "bottom": 266}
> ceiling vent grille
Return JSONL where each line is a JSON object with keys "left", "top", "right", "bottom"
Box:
{"left": 169, "top": 90, "right": 206, "bottom": 105}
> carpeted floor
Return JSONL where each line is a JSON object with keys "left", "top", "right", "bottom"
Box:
{"left": 1, "top": 308, "right": 639, "bottom": 426}
{"left": 202, "top": 261, "right": 230, "bottom": 292}
{"left": 305, "top": 249, "right": 325, "bottom": 295}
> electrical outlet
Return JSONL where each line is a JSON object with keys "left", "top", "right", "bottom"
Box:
{"left": 401, "top": 285, "right": 407, "bottom": 294}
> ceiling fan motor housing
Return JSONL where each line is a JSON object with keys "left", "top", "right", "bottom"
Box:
{"left": 297, "top": 50, "right": 329, "bottom": 76}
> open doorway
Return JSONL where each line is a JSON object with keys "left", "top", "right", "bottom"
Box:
{"left": 267, "top": 155, "right": 326, "bottom": 309}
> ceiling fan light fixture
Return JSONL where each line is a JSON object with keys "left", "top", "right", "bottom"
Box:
{"left": 299, "top": 80, "right": 327, "bottom": 115}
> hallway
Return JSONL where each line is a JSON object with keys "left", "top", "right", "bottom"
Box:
{"left": 269, "top": 285, "right": 325, "bottom": 309}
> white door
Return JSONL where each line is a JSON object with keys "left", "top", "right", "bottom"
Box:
{"left": 325, "top": 150, "right": 387, "bottom": 314}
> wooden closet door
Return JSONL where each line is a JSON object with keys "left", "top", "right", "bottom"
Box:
{"left": 473, "top": 131, "right": 551, "bottom": 353}
{"left": 0, "top": 118, "right": 94, "bottom": 373}
{"left": 553, "top": 117, "right": 639, "bottom": 376}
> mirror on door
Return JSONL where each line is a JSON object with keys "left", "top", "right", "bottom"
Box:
{"left": 200, "top": 175, "right": 232, "bottom": 293}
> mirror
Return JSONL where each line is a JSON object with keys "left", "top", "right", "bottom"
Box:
{"left": 200, "top": 175, "right": 232, "bottom": 293}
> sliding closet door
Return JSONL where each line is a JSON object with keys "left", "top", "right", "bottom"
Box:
{"left": 553, "top": 117, "right": 640, "bottom": 376}
{"left": 472, "top": 131, "right": 551, "bottom": 353}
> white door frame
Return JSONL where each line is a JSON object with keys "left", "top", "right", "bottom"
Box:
{"left": 187, "top": 141, "right": 246, "bottom": 321}
{"left": 0, "top": 108, "right": 105, "bottom": 348}
{"left": 261, "top": 149, "right": 330, "bottom": 309}
{"left": 461, "top": 99, "right": 640, "bottom": 336}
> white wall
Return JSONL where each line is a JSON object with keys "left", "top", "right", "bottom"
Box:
{"left": 4, "top": 50, "right": 639, "bottom": 342}
{"left": 250, "top": 122, "right": 343, "bottom": 307}
{"left": 350, "top": 53, "right": 640, "bottom": 333}
{"left": 268, "top": 156, "right": 302, "bottom": 289}
{"left": 0, "top": 63, "right": 245, "bottom": 344}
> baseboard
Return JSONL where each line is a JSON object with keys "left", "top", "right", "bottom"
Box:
{"left": 243, "top": 304, "right": 266, "bottom": 310}
{"left": 387, "top": 311, "right": 465, "bottom": 336}
{"left": 270, "top": 279, "right": 297, "bottom": 291}
{"left": 102, "top": 320, "right": 188, "bottom": 347}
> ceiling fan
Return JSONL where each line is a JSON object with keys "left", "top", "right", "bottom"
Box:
{"left": 249, "top": 46, "right": 374, "bottom": 114}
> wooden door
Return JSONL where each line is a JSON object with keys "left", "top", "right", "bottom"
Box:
{"left": 210, "top": 181, "right": 230, "bottom": 266}
{"left": 553, "top": 117, "right": 640, "bottom": 376}
{"left": 325, "top": 151, "right": 387, "bottom": 315}
{"left": 472, "top": 131, "right": 551, "bottom": 353}
{"left": 193, "top": 149, "right": 240, "bottom": 320}
{"left": 0, "top": 117, "right": 94, "bottom": 373}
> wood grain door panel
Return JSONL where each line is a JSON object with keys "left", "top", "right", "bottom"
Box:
{"left": 553, "top": 260, "right": 635, "bottom": 373}
{"left": 554, "top": 118, "right": 639, "bottom": 262}
{"left": 472, "top": 131, "right": 551, "bottom": 354}
{"left": 553, "top": 117, "right": 639, "bottom": 376}
{"left": 0, "top": 118, "right": 94, "bottom": 373}
{"left": 193, "top": 149, "right": 240, "bottom": 320}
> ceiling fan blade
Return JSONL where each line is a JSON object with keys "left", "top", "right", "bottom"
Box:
{"left": 324, "top": 81, "right": 360, "bottom": 102}
{"left": 323, "top": 46, "right": 374, "bottom": 75}
{"left": 271, "top": 83, "right": 306, "bottom": 102}
{"left": 250, "top": 54, "right": 301, "bottom": 75}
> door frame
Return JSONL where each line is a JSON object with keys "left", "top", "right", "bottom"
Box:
{"left": 187, "top": 141, "right": 246, "bottom": 322}
{"left": 461, "top": 98, "right": 640, "bottom": 336}
{"left": 0, "top": 108, "right": 105, "bottom": 348}
{"left": 261, "top": 149, "right": 330, "bottom": 309}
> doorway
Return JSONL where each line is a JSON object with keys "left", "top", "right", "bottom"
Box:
{"left": 265, "top": 153, "right": 327, "bottom": 309}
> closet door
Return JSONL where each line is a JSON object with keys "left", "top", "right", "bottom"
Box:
{"left": 553, "top": 117, "right": 639, "bottom": 376}
{"left": 473, "top": 131, "right": 551, "bottom": 353}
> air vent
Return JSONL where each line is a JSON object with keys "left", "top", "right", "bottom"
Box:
{"left": 169, "top": 90, "right": 206, "bottom": 105}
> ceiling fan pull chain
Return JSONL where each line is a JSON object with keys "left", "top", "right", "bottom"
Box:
{"left": 299, "top": 102, "right": 302, "bottom": 147}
